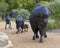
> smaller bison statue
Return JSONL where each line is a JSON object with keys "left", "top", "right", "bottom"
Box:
{"left": 5, "top": 14, "right": 12, "bottom": 29}
{"left": 16, "top": 15, "right": 29, "bottom": 34}
{"left": 16, "top": 15, "right": 24, "bottom": 34}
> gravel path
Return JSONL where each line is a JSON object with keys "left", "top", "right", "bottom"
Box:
{"left": 0, "top": 21, "right": 60, "bottom": 48}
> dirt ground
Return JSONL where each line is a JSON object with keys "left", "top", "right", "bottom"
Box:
{"left": 0, "top": 21, "right": 60, "bottom": 48}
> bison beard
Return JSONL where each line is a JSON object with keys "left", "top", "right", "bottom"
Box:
{"left": 29, "top": 4, "right": 50, "bottom": 43}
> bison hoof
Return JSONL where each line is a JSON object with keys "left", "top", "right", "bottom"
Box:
{"left": 33, "top": 35, "right": 36, "bottom": 40}
{"left": 5, "top": 28, "right": 7, "bottom": 30}
{"left": 40, "top": 37, "right": 43, "bottom": 43}
{"left": 40, "top": 40, "right": 43, "bottom": 43}
{"left": 16, "top": 31, "right": 19, "bottom": 34}
{"left": 21, "top": 31, "right": 23, "bottom": 33}
{"left": 36, "top": 36, "right": 39, "bottom": 38}
{"left": 44, "top": 35, "right": 47, "bottom": 38}
{"left": 10, "top": 28, "right": 12, "bottom": 30}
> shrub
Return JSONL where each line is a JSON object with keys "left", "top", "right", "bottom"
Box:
{"left": 12, "top": 9, "right": 20, "bottom": 18}
{"left": 47, "top": 19, "right": 60, "bottom": 30}
{"left": 48, "top": 1, "right": 60, "bottom": 21}
{"left": 40, "top": 1, "right": 49, "bottom": 7}
{"left": 18, "top": 9, "right": 30, "bottom": 20}
{"left": 12, "top": 9, "right": 30, "bottom": 20}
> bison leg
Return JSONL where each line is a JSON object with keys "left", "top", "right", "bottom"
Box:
{"left": 5, "top": 23, "right": 7, "bottom": 29}
{"left": 39, "top": 30, "right": 44, "bottom": 43}
{"left": 21, "top": 26, "right": 24, "bottom": 33}
{"left": 36, "top": 33, "right": 39, "bottom": 38}
{"left": 16, "top": 24, "right": 20, "bottom": 34}
{"left": 16, "top": 21, "right": 20, "bottom": 34}
{"left": 33, "top": 29, "right": 39, "bottom": 40}
{"left": 16, "top": 28, "right": 19, "bottom": 34}
{"left": 30, "top": 24, "right": 39, "bottom": 40}
{"left": 39, "top": 28, "right": 47, "bottom": 43}
{"left": 9, "top": 23, "right": 12, "bottom": 29}
{"left": 32, "top": 27, "right": 38, "bottom": 40}
{"left": 32, "top": 27, "right": 39, "bottom": 39}
{"left": 44, "top": 18, "right": 48, "bottom": 38}
{"left": 43, "top": 28, "right": 47, "bottom": 38}
{"left": 38, "top": 26, "right": 44, "bottom": 43}
{"left": 21, "top": 22, "right": 24, "bottom": 33}
{"left": 33, "top": 30, "right": 39, "bottom": 40}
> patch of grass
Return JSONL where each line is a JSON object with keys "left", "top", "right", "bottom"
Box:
{"left": 47, "top": 22, "right": 60, "bottom": 30}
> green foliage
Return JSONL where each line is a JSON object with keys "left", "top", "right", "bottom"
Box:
{"left": 0, "top": 1, "right": 8, "bottom": 16}
{"left": 47, "top": 19, "right": 60, "bottom": 30}
{"left": 40, "top": 1, "right": 49, "bottom": 6}
{"left": 12, "top": 9, "right": 30, "bottom": 20}
{"left": 18, "top": 0, "right": 35, "bottom": 12}
{"left": 12, "top": 9, "right": 19, "bottom": 18}
{"left": 48, "top": 1, "right": 60, "bottom": 21}
{"left": 5, "top": 0, "right": 19, "bottom": 11}
{"left": 18, "top": 9, "right": 30, "bottom": 20}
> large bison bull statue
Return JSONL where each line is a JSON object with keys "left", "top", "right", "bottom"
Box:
{"left": 29, "top": 4, "right": 51, "bottom": 43}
